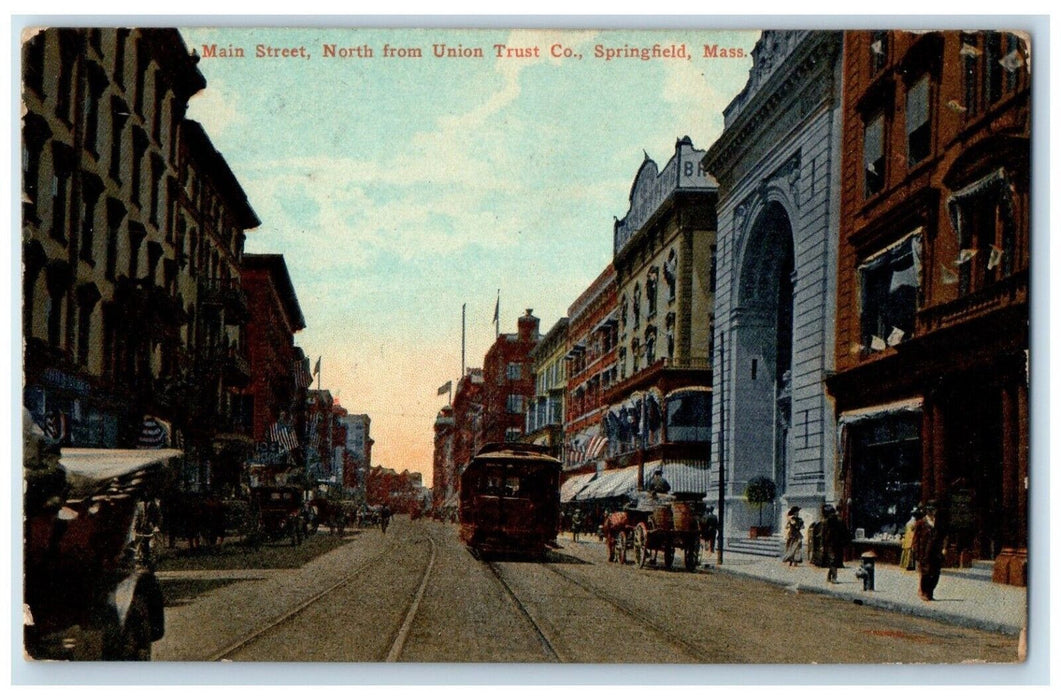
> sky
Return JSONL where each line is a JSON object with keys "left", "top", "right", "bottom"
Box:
{"left": 178, "top": 26, "right": 761, "bottom": 486}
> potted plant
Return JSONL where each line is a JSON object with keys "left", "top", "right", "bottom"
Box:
{"left": 744, "top": 476, "right": 777, "bottom": 538}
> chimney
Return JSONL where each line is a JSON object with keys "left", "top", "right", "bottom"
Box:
{"left": 518, "top": 308, "right": 540, "bottom": 342}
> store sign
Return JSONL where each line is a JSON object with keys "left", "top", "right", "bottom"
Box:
{"left": 614, "top": 139, "right": 713, "bottom": 255}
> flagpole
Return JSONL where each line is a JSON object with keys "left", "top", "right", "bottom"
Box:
{"left": 461, "top": 303, "right": 466, "bottom": 378}
{"left": 494, "top": 289, "right": 500, "bottom": 338}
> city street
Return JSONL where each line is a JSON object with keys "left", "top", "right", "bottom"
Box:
{"left": 153, "top": 516, "right": 1018, "bottom": 663}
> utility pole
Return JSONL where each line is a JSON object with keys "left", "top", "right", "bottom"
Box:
{"left": 717, "top": 331, "right": 725, "bottom": 566}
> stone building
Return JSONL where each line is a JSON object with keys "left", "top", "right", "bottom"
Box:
{"left": 570, "top": 137, "right": 718, "bottom": 506}
{"left": 702, "top": 31, "right": 844, "bottom": 539}
{"left": 825, "top": 31, "right": 1030, "bottom": 584}
{"left": 524, "top": 317, "right": 568, "bottom": 456}
{"left": 21, "top": 29, "right": 260, "bottom": 492}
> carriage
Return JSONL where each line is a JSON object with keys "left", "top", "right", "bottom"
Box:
{"left": 602, "top": 494, "right": 701, "bottom": 571}
{"left": 24, "top": 441, "right": 180, "bottom": 660}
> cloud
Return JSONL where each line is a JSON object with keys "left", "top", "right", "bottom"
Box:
{"left": 186, "top": 76, "right": 246, "bottom": 139}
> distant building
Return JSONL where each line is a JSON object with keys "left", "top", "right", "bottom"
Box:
{"left": 481, "top": 310, "right": 541, "bottom": 444}
{"left": 524, "top": 317, "right": 568, "bottom": 455}
{"left": 562, "top": 264, "right": 617, "bottom": 479}
{"left": 340, "top": 412, "right": 372, "bottom": 497}
{"left": 432, "top": 405, "right": 456, "bottom": 512}
{"left": 825, "top": 31, "right": 1030, "bottom": 584}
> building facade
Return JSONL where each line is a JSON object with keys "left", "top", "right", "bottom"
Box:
{"left": 432, "top": 405, "right": 456, "bottom": 513}
{"left": 341, "top": 412, "right": 373, "bottom": 498}
{"left": 480, "top": 310, "right": 541, "bottom": 444}
{"left": 524, "top": 317, "right": 568, "bottom": 455}
{"left": 21, "top": 28, "right": 264, "bottom": 493}
{"left": 567, "top": 137, "right": 718, "bottom": 506}
{"left": 703, "top": 31, "right": 844, "bottom": 539}
{"left": 825, "top": 31, "right": 1030, "bottom": 584}
{"left": 562, "top": 264, "right": 618, "bottom": 480}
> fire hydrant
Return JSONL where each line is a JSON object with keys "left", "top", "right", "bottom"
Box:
{"left": 855, "top": 550, "right": 877, "bottom": 591}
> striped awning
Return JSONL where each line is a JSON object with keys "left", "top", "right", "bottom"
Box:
{"left": 656, "top": 459, "right": 713, "bottom": 496}
{"left": 575, "top": 465, "right": 639, "bottom": 501}
{"left": 560, "top": 472, "right": 596, "bottom": 503}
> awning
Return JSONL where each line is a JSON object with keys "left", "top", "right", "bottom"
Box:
{"left": 838, "top": 397, "right": 923, "bottom": 426}
{"left": 59, "top": 448, "right": 183, "bottom": 498}
{"left": 576, "top": 465, "right": 639, "bottom": 501}
{"left": 560, "top": 472, "right": 596, "bottom": 503}
{"left": 657, "top": 459, "right": 712, "bottom": 495}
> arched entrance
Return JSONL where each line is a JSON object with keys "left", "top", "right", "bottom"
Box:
{"left": 729, "top": 201, "right": 795, "bottom": 525}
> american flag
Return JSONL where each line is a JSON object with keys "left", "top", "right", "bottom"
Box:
{"left": 270, "top": 422, "right": 299, "bottom": 452}
{"left": 295, "top": 358, "right": 312, "bottom": 388}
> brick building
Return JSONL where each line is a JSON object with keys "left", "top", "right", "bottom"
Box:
{"left": 241, "top": 254, "right": 306, "bottom": 484}
{"left": 561, "top": 264, "right": 617, "bottom": 489}
{"left": 480, "top": 310, "right": 541, "bottom": 444}
{"left": 825, "top": 31, "right": 1030, "bottom": 584}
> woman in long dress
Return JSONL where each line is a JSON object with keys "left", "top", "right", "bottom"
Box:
{"left": 782, "top": 506, "right": 804, "bottom": 566}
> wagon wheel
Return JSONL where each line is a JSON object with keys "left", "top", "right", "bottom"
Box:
{"left": 634, "top": 523, "right": 649, "bottom": 569}
{"left": 684, "top": 532, "right": 700, "bottom": 571}
{"left": 664, "top": 542, "right": 675, "bottom": 570}
{"left": 617, "top": 531, "right": 628, "bottom": 565}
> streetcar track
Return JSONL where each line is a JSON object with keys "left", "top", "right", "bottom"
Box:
{"left": 384, "top": 533, "right": 437, "bottom": 661}
{"left": 206, "top": 533, "right": 411, "bottom": 661}
{"left": 482, "top": 551, "right": 723, "bottom": 663}
{"left": 484, "top": 559, "right": 564, "bottom": 662}
{"left": 541, "top": 559, "right": 720, "bottom": 663}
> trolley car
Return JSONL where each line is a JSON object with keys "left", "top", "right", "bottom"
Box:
{"left": 458, "top": 443, "right": 561, "bottom": 558}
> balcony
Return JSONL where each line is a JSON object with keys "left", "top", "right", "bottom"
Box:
{"left": 918, "top": 270, "right": 1027, "bottom": 334}
{"left": 198, "top": 277, "right": 249, "bottom": 325}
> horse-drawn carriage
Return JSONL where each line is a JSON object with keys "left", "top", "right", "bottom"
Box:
{"left": 307, "top": 497, "right": 356, "bottom": 535}
{"left": 602, "top": 494, "right": 701, "bottom": 571}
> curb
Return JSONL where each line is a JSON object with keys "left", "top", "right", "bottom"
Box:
{"left": 705, "top": 564, "right": 1022, "bottom": 636}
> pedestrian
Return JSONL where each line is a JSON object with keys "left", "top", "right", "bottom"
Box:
{"left": 820, "top": 504, "right": 848, "bottom": 584}
{"left": 571, "top": 509, "right": 583, "bottom": 542}
{"left": 380, "top": 504, "right": 392, "bottom": 534}
{"left": 899, "top": 507, "right": 922, "bottom": 572}
{"left": 781, "top": 506, "right": 804, "bottom": 566}
{"left": 700, "top": 505, "right": 719, "bottom": 554}
{"left": 912, "top": 503, "right": 945, "bottom": 601}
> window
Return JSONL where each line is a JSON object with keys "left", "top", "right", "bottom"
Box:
{"left": 506, "top": 362, "right": 522, "bottom": 380}
{"left": 869, "top": 31, "right": 888, "bottom": 74}
{"left": 50, "top": 165, "right": 71, "bottom": 243}
{"left": 859, "top": 233, "right": 922, "bottom": 352}
{"left": 646, "top": 267, "right": 659, "bottom": 316}
{"left": 105, "top": 198, "right": 125, "bottom": 280}
{"left": 846, "top": 411, "right": 922, "bottom": 540}
{"left": 906, "top": 75, "right": 931, "bottom": 166}
{"left": 959, "top": 32, "right": 1027, "bottom": 117}
{"left": 109, "top": 97, "right": 128, "bottom": 183}
{"left": 23, "top": 31, "right": 45, "bottom": 98}
{"left": 506, "top": 394, "right": 524, "bottom": 414}
{"left": 665, "top": 390, "right": 711, "bottom": 443}
{"left": 947, "top": 169, "right": 1018, "bottom": 296}
{"left": 504, "top": 428, "right": 522, "bottom": 443}
{"left": 79, "top": 178, "right": 102, "bottom": 264}
{"left": 632, "top": 283, "right": 641, "bottom": 329}
{"left": 863, "top": 113, "right": 885, "bottom": 198}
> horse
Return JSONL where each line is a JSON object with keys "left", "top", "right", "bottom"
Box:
{"left": 600, "top": 510, "right": 631, "bottom": 563}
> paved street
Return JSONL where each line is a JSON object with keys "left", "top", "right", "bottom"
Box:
{"left": 153, "top": 516, "right": 1020, "bottom": 663}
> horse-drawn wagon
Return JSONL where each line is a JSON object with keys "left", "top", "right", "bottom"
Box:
{"left": 602, "top": 494, "right": 701, "bottom": 571}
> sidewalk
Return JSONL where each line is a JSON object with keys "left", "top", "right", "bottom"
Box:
{"left": 702, "top": 550, "right": 1026, "bottom": 636}
{"left": 563, "top": 534, "right": 1026, "bottom": 636}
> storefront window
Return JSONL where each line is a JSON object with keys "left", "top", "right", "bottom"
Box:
{"left": 847, "top": 411, "right": 922, "bottom": 540}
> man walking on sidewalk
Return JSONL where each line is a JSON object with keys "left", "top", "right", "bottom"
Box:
{"left": 913, "top": 502, "right": 945, "bottom": 601}
{"left": 821, "top": 504, "right": 848, "bottom": 584}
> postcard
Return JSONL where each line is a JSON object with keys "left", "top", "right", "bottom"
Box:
{"left": 17, "top": 23, "right": 1034, "bottom": 672}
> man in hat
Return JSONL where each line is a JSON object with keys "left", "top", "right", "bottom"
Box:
{"left": 700, "top": 505, "right": 719, "bottom": 553}
{"left": 646, "top": 468, "right": 671, "bottom": 496}
{"left": 912, "top": 503, "right": 945, "bottom": 601}
{"left": 820, "top": 504, "right": 849, "bottom": 583}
